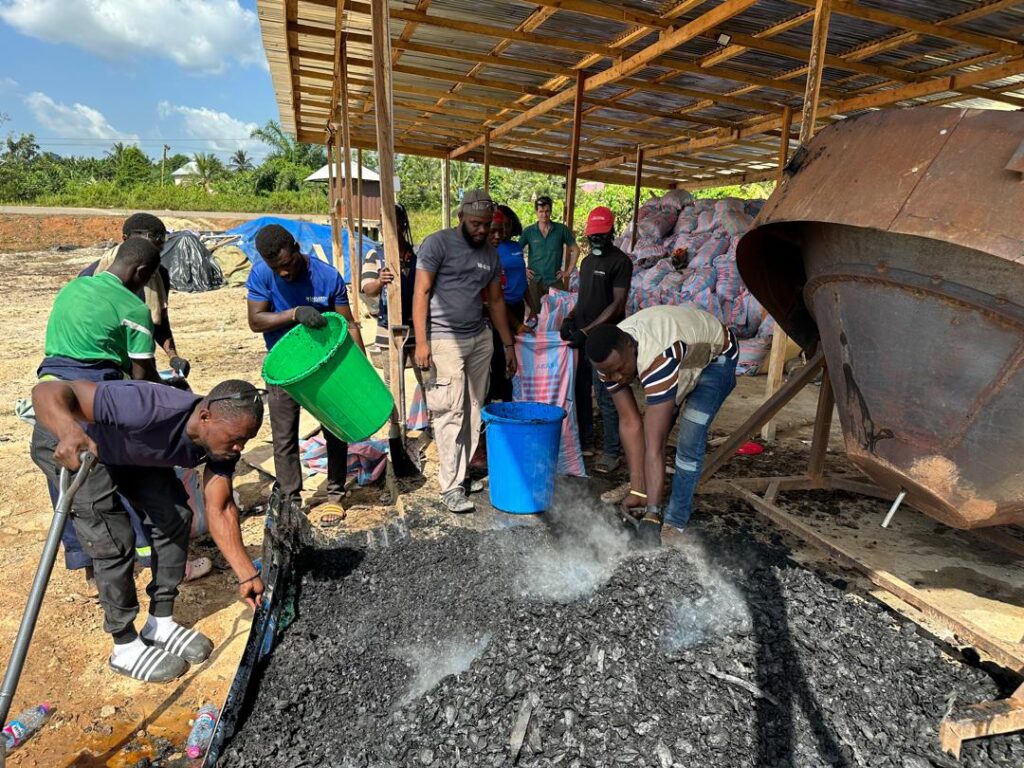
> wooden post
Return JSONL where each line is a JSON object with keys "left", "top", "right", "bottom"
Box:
{"left": 760, "top": 104, "right": 795, "bottom": 443}
{"left": 483, "top": 132, "right": 491, "bottom": 194}
{"left": 370, "top": 0, "right": 404, "bottom": 413}
{"left": 441, "top": 155, "right": 452, "bottom": 228}
{"left": 357, "top": 148, "right": 364, "bottom": 261}
{"left": 806, "top": 370, "right": 835, "bottom": 482}
{"left": 629, "top": 144, "right": 643, "bottom": 251}
{"left": 564, "top": 72, "right": 584, "bottom": 232}
{"left": 338, "top": 38, "right": 361, "bottom": 319}
{"left": 326, "top": 138, "right": 343, "bottom": 271}
{"left": 800, "top": 0, "right": 832, "bottom": 145}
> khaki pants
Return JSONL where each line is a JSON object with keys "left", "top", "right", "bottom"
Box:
{"left": 423, "top": 328, "right": 493, "bottom": 495}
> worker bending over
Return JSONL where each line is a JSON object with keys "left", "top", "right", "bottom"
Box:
{"left": 247, "top": 224, "right": 365, "bottom": 520}
{"left": 30, "top": 379, "right": 264, "bottom": 683}
{"left": 586, "top": 306, "right": 738, "bottom": 545}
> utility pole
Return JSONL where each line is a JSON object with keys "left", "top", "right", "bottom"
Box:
{"left": 161, "top": 144, "right": 170, "bottom": 187}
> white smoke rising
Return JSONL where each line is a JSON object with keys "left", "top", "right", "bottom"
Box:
{"left": 513, "top": 493, "right": 632, "bottom": 602}
{"left": 397, "top": 632, "right": 492, "bottom": 700}
{"left": 664, "top": 538, "right": 751, "bottom": 650}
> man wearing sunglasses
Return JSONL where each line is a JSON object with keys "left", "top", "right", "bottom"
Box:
{"left": 29, "top": 378, "right": 265, "bottom": 683}
{"left": 248, "top": 224, "right": 365, "bottom": 521}
{"left": 79, "top": 212, "right": 189, "bottom": 378}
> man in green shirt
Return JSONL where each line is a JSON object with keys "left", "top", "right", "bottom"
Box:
{"left": 520, "top": 195, "right": 580, "bottom": 313}
{"left": 39, "top": 238, "right": 163, "bottom": 383}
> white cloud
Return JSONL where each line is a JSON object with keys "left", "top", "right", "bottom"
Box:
{"left": 0, "top": 76, "right": 17, "bottom": 94}
{"left": 0, "top": 0, "right": 264, "bottom": 74}
{"left": 158, "top": 101, "right": 264, "bottom": 157}
{"left": 25, "top": 92, "right": 138, "bottom": 142}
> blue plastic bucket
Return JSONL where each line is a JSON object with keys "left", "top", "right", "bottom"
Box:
{"left": 482, "top": 402, "right": 566, "bottom": 514}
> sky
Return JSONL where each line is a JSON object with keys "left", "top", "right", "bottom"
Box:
{"left": 0, "top": 0, "right": 281, "bottom": 161}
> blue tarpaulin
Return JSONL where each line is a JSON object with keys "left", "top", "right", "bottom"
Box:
{"left": 225, "top": 216, "right": 378, "bottom": 283}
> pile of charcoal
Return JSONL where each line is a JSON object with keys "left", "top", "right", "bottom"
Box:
{"left": 219, "top": 508, "right": 1021, "bottom": 768}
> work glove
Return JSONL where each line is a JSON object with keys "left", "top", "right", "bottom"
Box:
{"left": 294, "top": 306, "right": 327, "bottom": 329}
{"left": 169, "top": 356, "right": 191, "bottom": 378}
{"left": 559, "top": 316, "right": 578, "bottom": 342}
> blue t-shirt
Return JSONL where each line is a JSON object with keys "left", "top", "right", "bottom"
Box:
{"left": 246, "top": 256, "right": 349, "bottom": 350}
{"left": 498, "top": 240, "right": 528, "bottom": 304}
{"left": 83, "top": 381, "right": 237, "bottom": 476}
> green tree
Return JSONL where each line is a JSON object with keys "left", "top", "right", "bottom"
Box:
{"left": 229, "top": 149, "right": 254, "bottom": 172}
{"left": 113, "top": 145, "right": 153, "bottom": 187}
{"left": 191, "top": 152, "right": 225, "bottom": 191}
{"left": 250, "top": 120, "right": 325, "bottom": 167}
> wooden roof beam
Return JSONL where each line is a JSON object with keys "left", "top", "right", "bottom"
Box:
{"left": 698, "top": 10, "right": 815, "bottom": 68}
{"left": 449, "top": 0, "right": 760, "bottom": 159}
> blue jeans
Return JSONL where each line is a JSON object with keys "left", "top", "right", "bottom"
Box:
{"left": 665, "top": 351, "right": 738, "bottom": 529}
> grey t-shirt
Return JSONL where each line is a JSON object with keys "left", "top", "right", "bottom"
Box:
{"left": 417, "top": 227, "right": 501, "bottom": 339}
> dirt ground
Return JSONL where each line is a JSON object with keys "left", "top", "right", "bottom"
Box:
{"left": 0, "top": 242, "right": 280, "bottom": 767}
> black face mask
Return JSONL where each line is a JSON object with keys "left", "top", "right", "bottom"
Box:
{"left": 588, "top": 233, "right": 613, "bottom": 256}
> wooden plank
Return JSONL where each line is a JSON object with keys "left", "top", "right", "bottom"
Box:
{"left": 701, "top": 351, "right": 825, "bottom": 483}
{"left": 699, "top": 10, "right": 815, "bottom": 68}
{"left": 761, "top": 104, "right": 795, "bottom": 444}
{"left": 327, "top": 140, "right": 342, "bottom": 271}
{"left": 441, "top": 155, "right": 451, "bottom": 229}
{"left": 727, "top": 481, "right": 1024, "bottom": 674}
{"left": 449, "top": 0, "right": 759, "bottom": 159}
{"left": 806, "top": 370, "right": 835, "bottom": 482}
{"left": 338, "top": 37, "right": 361, "bottom": 318}
{"left": 940, "top": 693, "right": 1024, "bottom": 759}
{"left": 483, "top": 131, "right": 491, "bottom": 194}
{"left": 370, "top": 0, "right": 404, "bottom": 411}
{"left": 357, "top": 148, "right": 364, "bottom": 269}
{"left": 630, "top": 145, "right": 643, "bottom": 251}
{"left": 564, "top": 72, "right": 584, "bottom": 232}
{"left": 799, "top": 0, "right": 832, "bottom": 146}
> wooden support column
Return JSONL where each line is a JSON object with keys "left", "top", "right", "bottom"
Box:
{"left": 357, "top": 148, "right": 364, "bottom": 262}
{"left": 483, "top": 132, "right": 491, "bottom": 194}
{"left": 441, "top": 155, "right": 452, "bottom": 228}
{"left": 564, "top": 72, "right": 585, "bottom": 231}
{"left": 806, "top": 370, "right": 835, "bottom": 482}
{"left": 338, "top": 38, "right": 361, "bottom": 319}
{"left": 629, "top": 144, "right": 643, "bottom": 251}
{"left": 327, "top": 138, "right": 343, "bottom": 271}
{"left": 370, "top": 0, "right": 404, "bottom": 410}
{"left": 760, "top": 103, "right": 795, "bottom": 443}
{"left": 800, "top": 0, "right": 832, "bottom": 144}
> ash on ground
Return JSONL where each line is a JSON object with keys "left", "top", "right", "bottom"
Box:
{"left": 218, "top": 505, "right": 1021, "bottom": 768}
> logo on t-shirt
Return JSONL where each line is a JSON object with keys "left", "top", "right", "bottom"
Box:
{"left": 476, "top": 262, "right": 491, "bottom": 271}
{"left": 307, "top": 295, "right": 328, "bottom": 304}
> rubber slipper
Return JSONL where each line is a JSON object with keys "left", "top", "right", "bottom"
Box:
{"left": 313, "top": 502, "right": 347, "bottom": 526}
{"left": 183, "top": 557, "right": 212, "bottom": 583}
{"left": 109, "top": 647, "right": 188, "bottom": 683}
{"left": 736, "top": 440, "right": 765, "bottom": 456}
{"left": 141, "top": 624, "right": 213, "bottom": 664}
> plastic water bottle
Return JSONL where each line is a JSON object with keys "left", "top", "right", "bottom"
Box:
{"left": 3, "top": 702, "right": 52, "bottom": 751}
{"left": 185, "top": 704, "right": 218, "bottom": 759}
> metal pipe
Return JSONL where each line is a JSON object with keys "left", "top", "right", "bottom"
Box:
{"left": 881, "top": 488, "right": 907, "bottom": 528}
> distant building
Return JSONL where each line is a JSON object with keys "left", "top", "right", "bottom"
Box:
{"left": 306, "top": 161, "right": 399, "bottom": 224}
{"left": 171, "top": 161, "right": 200, "bottom": 186}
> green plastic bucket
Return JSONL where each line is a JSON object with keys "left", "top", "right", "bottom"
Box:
{"left": 262, "top": 312, "right": 393, "bottom": 442}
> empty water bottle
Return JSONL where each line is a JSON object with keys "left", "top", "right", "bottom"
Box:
{"left": 3, "top": 702, "right": 52, "bottom": 751}
{"left": 185, "top": 704, "right": 218, "bottom": 759}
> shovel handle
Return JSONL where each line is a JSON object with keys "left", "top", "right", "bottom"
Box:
{"left": 57, "top": 452, "right": 97, "bottom": 511}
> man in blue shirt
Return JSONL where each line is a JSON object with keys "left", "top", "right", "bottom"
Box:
{"left": 246, "top": 224, "right": 366, "bottom": 521}
{"left": 30, "top": 378, "right": 264, "bottom": 683}
{"left": 487, "top": 208, "right": 528, "bottom": 403}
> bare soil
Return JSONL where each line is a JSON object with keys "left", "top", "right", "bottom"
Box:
{"left": 0, "top": 214, "right": 247, "bottom": 253}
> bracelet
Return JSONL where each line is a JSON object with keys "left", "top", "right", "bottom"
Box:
{"left": 504, "top": 343, "right": 515, "bottom": 349}
{"left": 239, "top": 572, "right": 260, "bottom": 586}
{"left": 291, "top": 307, "right": 298, "bottom": 323}
{"left": 629, "top": 489, "right": 648, "bottom": 499}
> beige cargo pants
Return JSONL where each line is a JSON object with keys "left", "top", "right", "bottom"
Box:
{"left": 423, "top": 327, "right": 493, "bottom": 495}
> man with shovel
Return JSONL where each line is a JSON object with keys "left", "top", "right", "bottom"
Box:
{"left": 247, "top": 224, "right": 365, "bottom": 522}
{"left": 29, "top": 378, "right": 265, "bottom": 683}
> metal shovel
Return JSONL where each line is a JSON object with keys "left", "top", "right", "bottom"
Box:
{"left": 0, "top": 451, "right": 96, "bottom": 764}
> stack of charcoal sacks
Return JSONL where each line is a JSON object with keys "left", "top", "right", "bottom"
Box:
{"left": 580, "top": 189, "right": 774, "bottom": 374}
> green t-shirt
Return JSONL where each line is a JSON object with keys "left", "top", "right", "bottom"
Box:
{"left": 521, "top": 221, "right": 576, "bottom": 284}
{"left": 44, "top": 271, "right": 156, "bottom": 373}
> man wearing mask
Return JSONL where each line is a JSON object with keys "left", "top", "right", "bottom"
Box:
{"left": 413, "top": 190, "right": 517, "bottom": 513}
{"left": 560, "top": 207, "right": 633, "bottom": 473}
{"left": 520, "top": 195, "right": 579, "bottom": 314}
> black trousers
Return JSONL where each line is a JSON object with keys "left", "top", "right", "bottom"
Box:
{"left": 268, "top": 386, "right": 348, "bottom": 502}
{"left": 30, "top": 427, "right": 190, "bottom": 641}
{"left": 487, "top": 300, "right": 526, "bottom": 404}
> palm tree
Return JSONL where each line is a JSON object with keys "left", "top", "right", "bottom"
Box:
{"left": 229, "top": 149, "right": 253, "bottom": 172}
{"left": 106, "top": 142, "right": 128, "bottom": 163}
{"left": 250, "top": 120, "right": 325, "bottom": 167}
{"left": 192, "top": 152, "right": 225, "bottom": 191}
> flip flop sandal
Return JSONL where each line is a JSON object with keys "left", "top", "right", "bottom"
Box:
{"left": 319, "top": 513, "right": 344, "bottom": 528}
{"left": 183, "top": 557, "right": 212, "bottom": 583}
{"left": 109, "top": 646, "right": 188, "bottom": 683}
{"left": 314, "top": 502, "right": 347, "bottom": 527}
{"left": 142, "top": 625, "right": 214, "bottom": 664}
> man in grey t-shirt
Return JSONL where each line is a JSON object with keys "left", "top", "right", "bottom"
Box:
{"left": 413, "top": 189, "right": 517, "bottom": 512}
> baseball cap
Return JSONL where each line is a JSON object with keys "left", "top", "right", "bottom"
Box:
{"left": 459, "top": 188, "right": 496, "bottom": 216}
{"left": 585, "top": 206, "right": 615, "bottom": 236}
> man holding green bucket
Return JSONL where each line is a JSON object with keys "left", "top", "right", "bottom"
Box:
{"left": 247, "top": 224, "right": 366, "bottom": 520}
{"left": 413, "top": 189, "right": 518, "bottom": 514}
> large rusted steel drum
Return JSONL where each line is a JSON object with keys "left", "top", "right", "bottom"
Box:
{"left": 737, "top": 108, "right": 1024, "bottom": 529}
